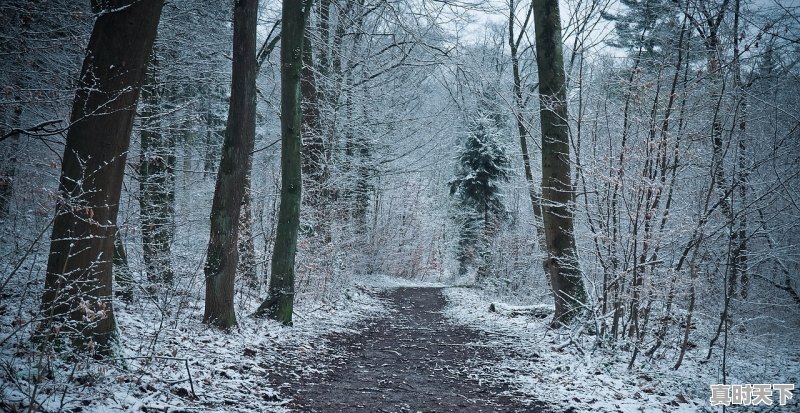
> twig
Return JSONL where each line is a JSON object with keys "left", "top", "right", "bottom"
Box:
{"left": 98, "top": 356, "right": 196, "bottom": 397}
{"left": 184, "top": 358, "right": 196, "bottom": 397}
{"left": 0, "top": 120, "right": 66, "bottom": 141}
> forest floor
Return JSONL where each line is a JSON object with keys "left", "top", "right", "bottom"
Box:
{"left": 269, "top": 287, "right": 548, "bottom": 412}
{"left": 3, "top": 277, "right": 795, "bottom": 412}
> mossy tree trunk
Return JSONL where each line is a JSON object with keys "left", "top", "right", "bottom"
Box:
{"left": 255, "top": 0, "right": 312, "bottom": 325}
{"left": 39, "top": 0, "right": 165, "bottom": 354}
{"left": 532, "top": 0, "right": 587, "bottom": 326}
{"left": 203, "top": 0, "right": 258, "bottom": 329}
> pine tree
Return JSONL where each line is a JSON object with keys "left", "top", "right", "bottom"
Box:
{"left": 450, "top": 116, "right": 510, "bottom": 279}
{"left": 602, "top": 0, "right": 678, "bottom": 64}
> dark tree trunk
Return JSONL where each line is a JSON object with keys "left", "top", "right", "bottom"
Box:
{"left": 532, "top": 0, "right": 587, "bottom": 326}
{"left": 203, "top": 0, "right": 258, "bottom": 329}
{"left": 255, "top": 0, "right": 311, "bottom": 325}
{"left": 113, "top": 229, "right": 134, "bottom": 302}
{"left": 353, "top": 132, "right": 371, "bottom": 235}
{"left": 732, "top": 0, "right": 749, "bottom": 298}
{"left": 508, "top": 0, "right": 546, "bottom": 251}
{"left": 301, "top": 31, "right": 326, "bottom": 211}
{"left": 39, "top": 0, "right": 164, "bottom": 353}
{"left": 0, "top": 106, "right": 20, "bottom": 219}
{"left": 139, "top": 51, "right": 176, "bottom": 287}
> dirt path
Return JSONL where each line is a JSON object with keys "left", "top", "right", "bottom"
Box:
{"left": 270, "top": 287, "right": 549, "bottom": 412}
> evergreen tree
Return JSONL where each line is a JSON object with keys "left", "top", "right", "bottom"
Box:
{"left": 450, "top": 116, "right": 510, "bottom": 279}
{"left": 602, "top": 0, "right": 678, "bottom": 64}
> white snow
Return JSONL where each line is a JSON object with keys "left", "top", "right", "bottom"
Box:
{"left": 442, "top": 286, "right": 799, "bottom": 413}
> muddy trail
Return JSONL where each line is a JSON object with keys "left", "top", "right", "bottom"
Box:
{"left": 269, "top": 287, "right": 549, "bottom": 412}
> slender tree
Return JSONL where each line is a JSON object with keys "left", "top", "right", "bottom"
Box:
{"left": 38, "top": 0, "right": 165, "bottom": 352}
{"left": 0, "top": 107, "right": 20, "bottom": 219}
{"left": 254, "top": 0, "right": 312, "bottom": 325}
{"left": 203, "top": 0, "right": 258, "bottom": 329}
{"left": 508, "top": 0, "right": 546, "bottom": 250}
{"left": 532, "top": 0, "right": 588, "bottom": 326}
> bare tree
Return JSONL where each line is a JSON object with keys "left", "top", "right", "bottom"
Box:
{"left": 255, "top": 0, "right": 313, "bottom": 324}
{"left": 203, "top": 0, "right": 258, "bottom": 329}
{"left": 532, "top": 0, "right": 587, "bottom": 326}
{"left": 39, "top": 0, "right": 165, "bottom": 353}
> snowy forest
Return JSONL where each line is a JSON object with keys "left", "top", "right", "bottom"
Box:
{"left": 1, "top": 0, "right": 799, "bottom": 411}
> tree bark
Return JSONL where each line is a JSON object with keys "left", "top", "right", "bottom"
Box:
{"left": 0, "top": 106, "right": 20, "bottom": 219}
{"left": 508, "top": 0, "right": 546, "bottom": 251}
{"left": 255, "top": 0, "right": 311, "bottom": 325}
{"left": 113, "top": 229, "right": 134, "bottom": 302}
{"left": 203, "top": 0, "right": 258, "bottom": 329}
{"left": 532, "top": 0, "right": 587, "bottom": 326}
{"left": 39, "top": 0, "right": 165, "bottom": 353}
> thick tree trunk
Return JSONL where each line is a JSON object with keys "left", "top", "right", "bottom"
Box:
{"left": 532, "top": 0, "right": 587, "bottom": 326}
{"left": 203, "top": 0, "right": 258, "bottom": 329}
{"left": 255, "top": 0, "right": 311, "bottom": 325}
{"left": 139, "top": 51, "right": 176, "bottom": 287}
{"left": 39, "top": 0, "right": 164, "bottom": 353}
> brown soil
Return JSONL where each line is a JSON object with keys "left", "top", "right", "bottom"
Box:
{"left": 269, "top": 287, "right": 550, "bottom": 412}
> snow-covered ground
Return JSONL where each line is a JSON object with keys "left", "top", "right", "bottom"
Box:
{"left": 3, "top": 275, "right": 797, "bottom": 412}
{"left": 1, "top": 281, "right": 388, "bottom": 413}
{"left": 443, "top": 286, "right": 799, "bottom": 413}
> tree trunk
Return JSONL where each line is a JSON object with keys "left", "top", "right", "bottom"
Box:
{"left": 203, "top": 0, "right": 258, "bottom": 329}
{"left": 508, "top": 0, "right": 546, "bottom": 251}
{"left": 39, "top": 0, "right": 164, "bottom": 353}
{"left": 255, "top": 0, "right": 311, "bottom": 325}
{"left": 301, "top": 32, "right": 325, "bottom": 211}
{"left": 0, "top": 106, "right": 20, "bottom": 219}
{"left": 139, "top": 50, "right": 176, "bottom": 287}
{"left": 113, "top": 229, "right": 134, "bottom": 302}
{"left": 732, "top": 0, "right": 749, "bottom": 298}
{"left": 532, "top": 0, "right": 587, "bottom": 326}
{"left": 353, "top": 132, "right": 371, "bottom": 235}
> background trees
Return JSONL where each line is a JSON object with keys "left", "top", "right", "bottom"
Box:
{"left": 0, "top": 0, "right": 797, "bottom": 408}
